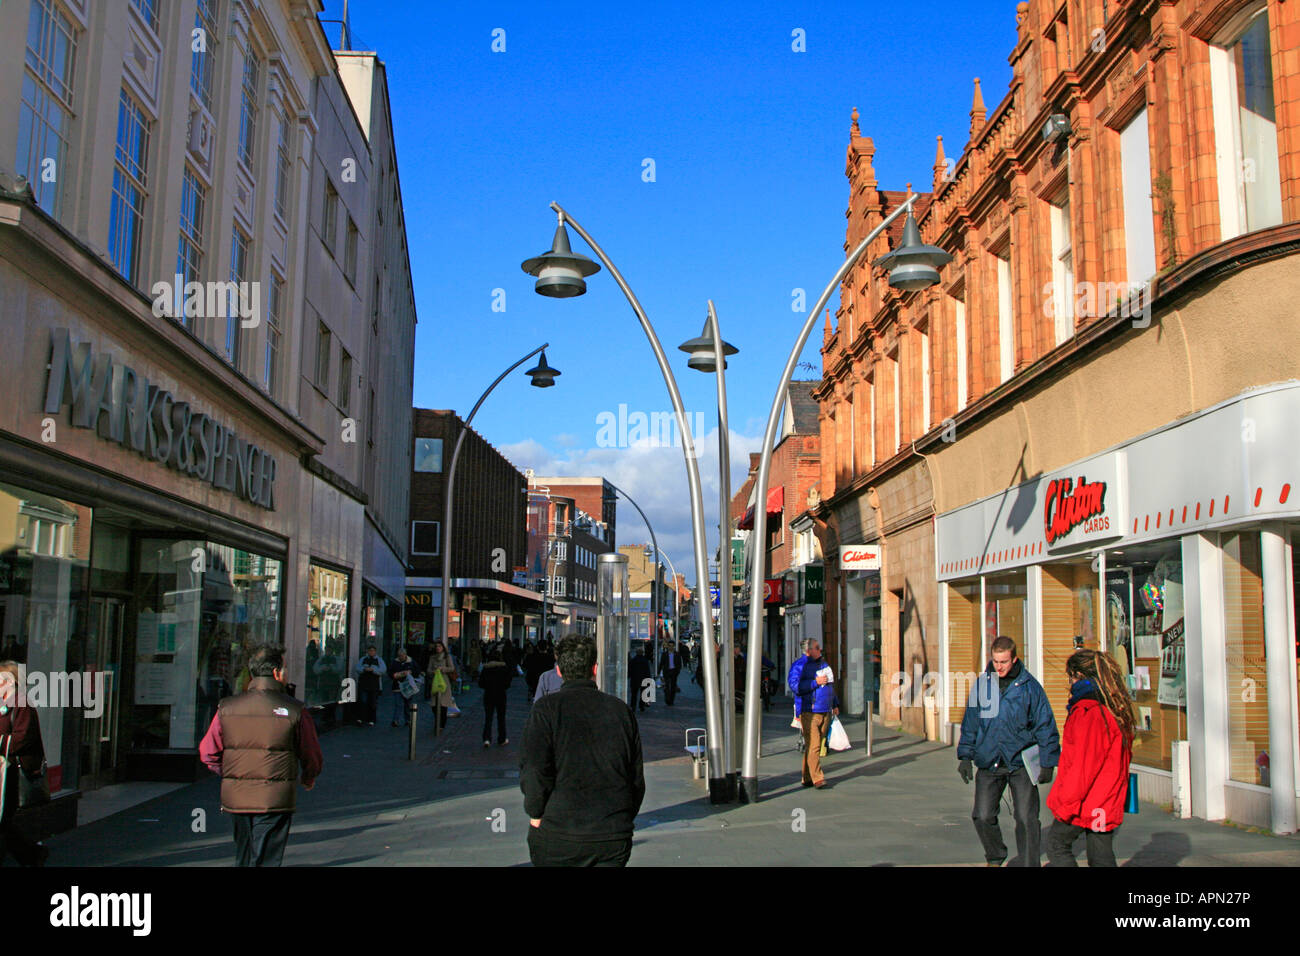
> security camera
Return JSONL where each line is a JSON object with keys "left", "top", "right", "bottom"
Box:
{"left": 1042, "top": 113, "right": 1070, "bottom": 144}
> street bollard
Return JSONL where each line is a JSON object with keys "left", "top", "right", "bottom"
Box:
{"left": 866, "top": 711, "right": 874, "bottom": 757}
{"left": 408, "top": 701, "right": 418, "bottom": 760}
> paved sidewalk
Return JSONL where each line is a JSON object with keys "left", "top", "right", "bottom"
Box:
{"left": 40, "top": 672, "right": 1300, "bottom": 867}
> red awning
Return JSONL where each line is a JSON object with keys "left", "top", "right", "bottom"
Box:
{"left": 737, "top": 485, "right": 784, "bottom": 530}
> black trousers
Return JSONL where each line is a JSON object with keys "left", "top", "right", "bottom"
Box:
{"left": 358, "top": 689, "right": 379, "bottom": 723}
{"left": 527, "top": 827, "right": 632, "bottom": 867}
{"left": 231, "top": 811, "right": 294, "bottom": 867}
{"left": 662, "top": 671, "right": 680, "bottom": 705}
{"left": 482, "top": 697, "right": 506, "bottom": 743}
{"left": 972, "top": 767, "right": 1041, "bottom": 866}
{"left": 1045, "top": 818, "right": 1119, "bottom": 867}
{"left": 0, "top": 817, "right": 43, "bottom": 866}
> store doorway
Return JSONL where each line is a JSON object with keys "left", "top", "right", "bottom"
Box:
{"left": 82, "top": 595, "right": 125, "bottom": 786}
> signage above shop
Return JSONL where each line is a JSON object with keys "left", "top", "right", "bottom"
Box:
{"left": 405, "top": 591, "right": 432, "bottom": 606}
{"left": 1044, "top": 475, "right": 1110, "bottom": 545}
{"left": 43, "top": 328, "right": 277, "bottom": 510}
{"left": 764, "top": 579, "right": 783, "bottom": 604}
{"left": 840, "top": 546, "right": 881, "bottom": 570}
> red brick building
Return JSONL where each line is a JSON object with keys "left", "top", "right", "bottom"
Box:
{"left": 736, "top": 382, "right": 821, "bottom": 665}
{"left": 813, "top": 0, "right": 1300, "bottom": 832}
{"left": 405, "top": 409, "right": 534, "bottom": 653}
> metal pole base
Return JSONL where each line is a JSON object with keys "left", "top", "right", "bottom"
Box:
{"left": 724, "top": 772, "right": 738, "bottom": 802}
{"left": 738, "top": 775, "right": 758, "bottom": 804}
{"left": 708, "top": 778, "right": 732, "bottom": 804}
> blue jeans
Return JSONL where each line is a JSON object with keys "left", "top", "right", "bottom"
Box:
{"left": 390, "top": 688, "right": 412, "bottom": 724}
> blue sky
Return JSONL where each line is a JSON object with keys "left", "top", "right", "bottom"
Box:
{"left": 322, "top": 0, "right": 1015, "bottom": 583}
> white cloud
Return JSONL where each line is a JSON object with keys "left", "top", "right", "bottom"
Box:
{"left": 497, "top": 426, "right": 763, "bottom": 587}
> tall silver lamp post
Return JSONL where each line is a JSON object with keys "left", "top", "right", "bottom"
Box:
{"left": 739, "top": 197, "right": 952, "bottom": 802}
{"left": 522, "top": 205, "right": 729, "bottom": 803}
{"left": 441, "top": 345, "right": 560, "bottom": 682}
{"left": 679, "top": 300, "right": 739, "bottom": 797}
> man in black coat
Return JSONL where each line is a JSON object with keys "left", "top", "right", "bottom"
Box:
{"left": 521, "top": 635, "right": 645, "bottom": 867}
{"left": 658, "top": 642, "right": 684, "bottom": 706}
{"left": 628, "top": 646, "right": 653, "bottom": 711}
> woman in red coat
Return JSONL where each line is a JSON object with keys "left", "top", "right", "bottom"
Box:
{"left": 0, "top": 660, "right": 48, "bottom": 866}
{"left": 1046, "top": 649, "right": 1135, "bottom": 867}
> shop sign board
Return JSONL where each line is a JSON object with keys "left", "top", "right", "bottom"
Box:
{"left": 840, "top": 545, "right": 881, "bottom": 570}
{"left": 804, "top": 565, "right": 824, "bottom": 604}
{"left": 405, "top": 590, "right": 432, "bottom": 607}
{"left": 43, "top": 328, "right": 278, "bottom": 510}
{"left": 764, "top": 579, "right": 782, "bottom": 604}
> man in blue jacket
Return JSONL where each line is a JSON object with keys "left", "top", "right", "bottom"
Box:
{"left": 788, "top": 638, "right": 835, "bottom": 788}
{"left": 958, "top": 636, "right": 1060, "bottom": 866}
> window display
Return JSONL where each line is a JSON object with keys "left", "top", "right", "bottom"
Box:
{"left": 1222, "top": 532, "right": 1268, "bottom": 785}
{"left": 1107, "top": 542, "right": 1185, "bottom": 772}
{"left": 305, "top": 563, "right": 350, "bottom": 708}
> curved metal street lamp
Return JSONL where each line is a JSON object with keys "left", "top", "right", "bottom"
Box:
{"left": 739, "top": 200, "right": 952, "bottom": 802}
{"left": 523, "top": 205, "right": 730, "bottom": 803}
{"left": 441, "top": 344, "right": 560, "bottom": 707}
{"left": 679, "top": 302, "right": 739, "bottom": 797}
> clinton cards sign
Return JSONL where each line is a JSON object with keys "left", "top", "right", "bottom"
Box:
{"left": 1043, "top": 452, "right": 1125, "bottom": 551}
{"left": 840, "top": 546, "right": 881, "bottom": 570}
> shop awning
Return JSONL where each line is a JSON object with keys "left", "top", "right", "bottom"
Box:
{"left": 737, "top": 485, "right": 784, "bottom": 530}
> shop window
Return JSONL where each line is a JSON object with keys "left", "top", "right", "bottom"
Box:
{"left": 0, "top": 481, "right": 90, "bottom": 793}
{"left": 129, "top": 539, "right": 282, "bottom": 753}
{"left": 1106, "top": 541, "right": 1185, "bottom": 771}
{"left": 305, "top": 563, "right": 350, "bottom": 708}
{"left": 1041, "top": 556, "right": 1102, "bottom": 729}
{"left": 946, "top": 580, "right": 983, "bottom": 724}
{"left": 1222, "top": 532, "right": 1269, "bottom": 785}
{"left": 985, "top": 570, "right": 1028, "bottom": 674}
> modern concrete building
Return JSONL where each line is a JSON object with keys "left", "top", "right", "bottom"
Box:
{"left": 0, "top": 0, "right": 417, "bottom": 823}
{"left": 813, "top": 0, "right": 1299, "bottom": 831}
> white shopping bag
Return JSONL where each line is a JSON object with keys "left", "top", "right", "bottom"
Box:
{"left": 827, "top": 716, "right": 851, "bottom": 752}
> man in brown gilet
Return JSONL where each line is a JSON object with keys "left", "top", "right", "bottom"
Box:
{"left": 199, "top": 644, "right": 323, "bottom": 866}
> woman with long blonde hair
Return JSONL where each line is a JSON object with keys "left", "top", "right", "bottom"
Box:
{"left": 1046, "top": 648, "right": 1136, "bottom": 867}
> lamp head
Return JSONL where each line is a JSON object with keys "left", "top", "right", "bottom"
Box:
{"left": 872, "top": 212, "right": 953, "bottom": 292}
{"left": 677, "top": 318, "right": 738, "bottom": 373}
{"left": 521, "top": 221, "right": 601, "bottom": 298}
{"left": 525, "top": 350, "right": 561, "bottom": 388}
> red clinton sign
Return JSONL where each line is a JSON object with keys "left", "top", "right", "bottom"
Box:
{"left": 1044, "top": 476, "right": 1109, "bottom": 545}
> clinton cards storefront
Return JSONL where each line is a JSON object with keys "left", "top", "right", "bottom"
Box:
{"left": 934, "top": 384, "right": 1299, "bottom": 833}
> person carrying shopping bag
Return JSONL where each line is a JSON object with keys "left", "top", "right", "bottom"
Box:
{"left": 426, "top": 641, "right": 458, "bottom": 730}
{"left": 1045, "top": 649, "right": 1135, "bottom": 867}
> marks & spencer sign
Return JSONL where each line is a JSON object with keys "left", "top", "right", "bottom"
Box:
{"left": 44, "top": 328, "right": 277, "bottom": 510}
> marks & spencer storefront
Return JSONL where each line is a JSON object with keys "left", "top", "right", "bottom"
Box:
{"left": 1, "top": 228, "right": 326, "bottom": 820}
{"left": 934, "top": 384, "right": 1300, "bottom": 832}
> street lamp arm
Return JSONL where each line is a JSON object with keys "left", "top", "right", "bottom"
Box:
{"left": 739, "top": 193, "right": 917, "bottom": 800}
{"left": 551, "top": 202, "right": 726, "bottom": 795}
{"left": 443, "top": 342, "right": 550, "bottom": 667}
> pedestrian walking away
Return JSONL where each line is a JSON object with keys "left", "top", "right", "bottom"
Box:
{"left": 198, "top": 644, "right": 323, "bottom": 867}
{"left": 1045, "top": 649, "right": 1135, "bottom": 867}
{"left": 388, "top": 645, "right": 419, "bottom": 726}
{"left": 628, "top": 645, "right": 652, "bottom": 711}
{"left": 0, "top": 660, "right": 49, "bottom": 866}
{"left": 521, "top": 634, "right": 645, "bottom": 867}
{"left": 534, "top": 661, "right": 564, "bottom": 702}
{"left": 354, "top": 644, "right": 386, "bottom": 726}
{"left": 788, "top": 638, "right": 836, "bottom": 788}
{"left": 478, "top": 647, "right": 514, "bottom": 746}
{"left": 658, "top": 642, "right": 684, "bottom": 706}
{"left": 957, "top": 635, "right": 1060, "bottom": 867}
